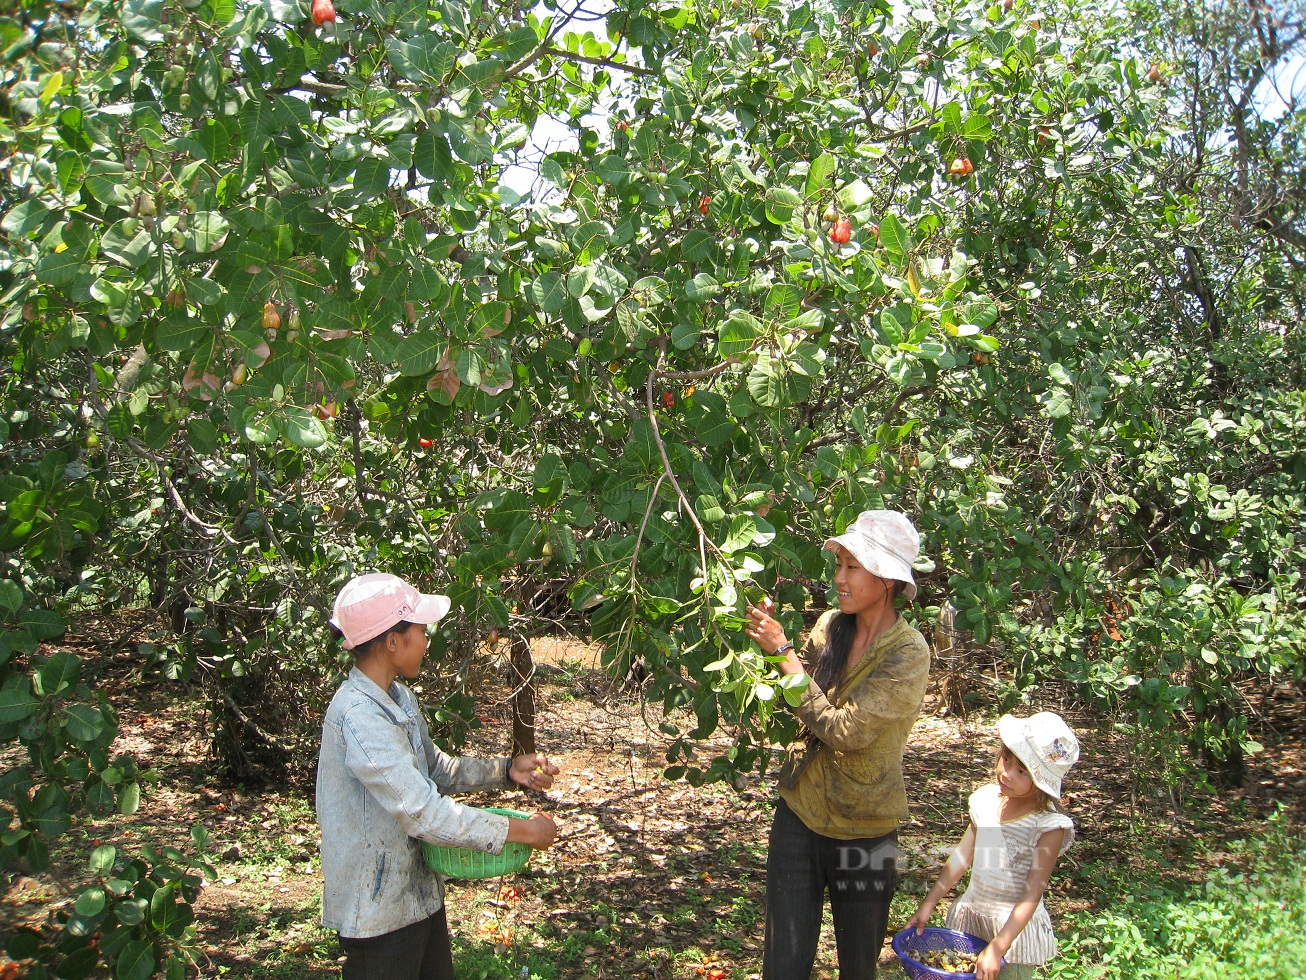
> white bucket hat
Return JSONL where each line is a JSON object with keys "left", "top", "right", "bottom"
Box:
{"left": 330, "top": 573, "right": 452, "bottom": 650}
{"left": 823, "top": 509, "right": 921, "bottom": 600}
{"left": 998, "top": 712, "right": 1080, "bottom": 799}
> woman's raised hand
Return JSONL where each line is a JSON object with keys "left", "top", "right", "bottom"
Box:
{"left": 744, "top": 597, "right": 786, "bottom": 654}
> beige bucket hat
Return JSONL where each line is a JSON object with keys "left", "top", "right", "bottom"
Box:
{"left": 823, "top": 509, "right": 921, "bottom": 600}
{"left": 998, "top": 712, "right": 1081, "bottom": 799}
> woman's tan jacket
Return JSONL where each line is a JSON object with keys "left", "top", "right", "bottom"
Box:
{"left": 776, "top": 610, "right": 931, "bottom": 838}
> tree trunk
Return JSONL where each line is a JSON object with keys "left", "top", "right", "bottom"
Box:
{"left": 508, "top": 634, "right": 536, "bottom": 756}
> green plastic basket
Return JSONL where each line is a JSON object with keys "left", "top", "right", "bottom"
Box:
{"left": 422, "top": 807, "right": 533, "bottom": 879}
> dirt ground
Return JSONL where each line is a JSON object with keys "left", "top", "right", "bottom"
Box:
{"left": 3, "top": 631, "right": 1303, "bottom": 979}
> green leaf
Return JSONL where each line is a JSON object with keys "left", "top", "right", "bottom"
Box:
{"left": 35, "top": 249, "right": 83, "bottom": 286}
{"left": 90, "top": 844, "right": 118, "bottom": 873}
{"left": 118, "top": 781, "right": 141, "bottom": 816}
{"left": 277, "top": 407, "right": 328, "bottom": 449}
{"left": 571, "top": 220, "right": 612, "bottom": 256}
{"left": 671, "top": 323, "right": 700, "bottom": 350}
{"left": 414, "top": 131, "right": 455, "bottom": 182}
{"left": 388, "top": 37, "right": 458, "bottom": 84}
{"left": 396, "top": 331, "right": 446, "bottom": 376}
{"left": 155, "top": 315, "right": 209, "bottom": 353}
{"left": 455, "top": 346, "right": 486, "bottom": 386}
{"left": 878, "top": 213, "right": 911, "bottom": 259}
{"left": 805, "top": 152, "right": 837, "bottom": 199}
{"left": 879, "top": 310, "right": 905, "bottom": 345}
{"left": 765, "top": 284, "right": 803, "bottom": 320}
{"left": 0, "top": 578, "right": 22, "bottom": 614}
{"left": 150, "top": 882, "right": 185, "bottom": 934}
{"left": 939, "top": 101, "right": 963, "bottom": 134}
{"left": 718, "top": 311, "right": 760, "bottom": 357}
{"left": 684, "top": 392, "right": 734, "bottom": 448}
{"left": 721, "top": 515, "right": 757, "bottom": 554}
{"left": 764, "top": 186, "right": 802, "bottom": 223}
{"left": 681, "top": 229, "right": 715, "bottom": 263}
{"left": 115, "top": 939, "right": 156, "bottom": 980}
{"left": 0, "top": 684, "right": 39, "bottom": 721}
{"left": 116, "top": 898, "right": 147, "bottom": 927}
{"left": 243, "top": 413, "right": 278, "bottom": 445}
{"left": 2, "top": 198, "right": 52, "bottom": 236}
{"left": 100, "top": 220, "right": 154, "bottom": 268}
{"left": 121, "top": 0, "right": 165, "bottom": 43}
{"left": 479, "top": 488, "right": 532, "bottom": 533}
{"left": 32, "top": 807, "right": 71, "bottom": 837}
{"left": 781, "top": 673, "right": 809, "bottom": 706}
{"left": 962, "top": 114, "right": 993, "bottom": 140}
{"left": 64, "top": 703, "right": 105, "bottom": 742}
{"left": 74, "top": 885, "right": 106, "bottom": 917}
{"left": 837, "top": 178, "right": 873, "bottom": 209}
{"left": 695, "top": 495, "right": 727, "bottom": 523}
{"left": 532, "top": 452, "right": 567, "bottom": 502}
{"left": 631, "top": 275, "right": 669, "bottom": 303}
{"left": 685, "top": 274, "right": 720, "bottom": 302}
{"left": 958, "top": 294, "right": 999, "bottom": 329}
{"left": 1039, "top": 388, "right": 1074, "bottom": 419}
{"left": 528, "top": 272, "right": 568, "bottom": 313}
{"left": 747, "top": 366, "right": 785, "bottom": 408}
{"left": 58, "top": 947, "right": 100, "bottom": 980}
{"left": 39, "top": 650, "right": 79, "bottom": 695}
{"left": 353, "top": 157, "right": 391, "bottom": 200}
{"left": 5, "top": 927, "right": 43, "bottom": 960}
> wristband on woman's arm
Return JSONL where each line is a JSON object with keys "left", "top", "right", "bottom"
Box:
{"left": 774, "top": 642, "right": 795, "bottom": 656}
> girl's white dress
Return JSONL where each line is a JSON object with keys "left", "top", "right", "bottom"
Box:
{"left": 944, "top": 784, "right": 1074, "bottom": 966}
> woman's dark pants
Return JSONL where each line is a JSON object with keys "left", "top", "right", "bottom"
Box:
{"left": 764, "top": 797, "right": 898, "bottom": 980}
{"left": 339, "top": 908, "right": 454, "bottom": 980}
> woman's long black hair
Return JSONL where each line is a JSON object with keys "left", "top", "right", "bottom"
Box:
{"left": 810, "top": 581, "right": 906, "bottom": 691}
{"left": 811, "top": 612, "right": 857, "bottom": 691}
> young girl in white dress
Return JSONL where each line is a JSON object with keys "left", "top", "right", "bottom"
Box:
{"left": 907, "top": 712, "right": 1080, "bottom": 980}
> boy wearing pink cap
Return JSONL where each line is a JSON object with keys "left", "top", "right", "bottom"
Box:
{"left": 317, "top": 573, "right": 559, "bottom": 980}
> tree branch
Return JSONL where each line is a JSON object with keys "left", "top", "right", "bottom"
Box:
{"left": 538, "top": 45, "right": 656, "bottom": 78}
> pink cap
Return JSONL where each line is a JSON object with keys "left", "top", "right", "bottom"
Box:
{"left": 330, "top": 573, "right": 452, "bottom": 650}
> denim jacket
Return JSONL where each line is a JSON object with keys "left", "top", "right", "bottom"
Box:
{"left": 316, "top": 667, "right": 512, "bottom": 938}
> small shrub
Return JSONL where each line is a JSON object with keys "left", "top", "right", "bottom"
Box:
{"left": 1048, "top": 809, "right": 1306, "bottom": 979}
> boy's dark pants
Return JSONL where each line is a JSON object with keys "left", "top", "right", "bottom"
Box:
{"left": 339, "top": 907, "right": 454, "bottom": 980}
{"left": 764, "top": 797, "right": 898, "bottom": 980}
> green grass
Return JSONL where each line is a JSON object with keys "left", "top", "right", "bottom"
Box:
{"left": 1046, "top": 808, "right": 1306, "bottom": 979}
{"left": 224, "top": 796, "right": 318, "bottom": 869}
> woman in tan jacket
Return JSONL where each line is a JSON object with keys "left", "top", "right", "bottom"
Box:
{"left": 745, "top": 510, "right": 931, "bottom": 980}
